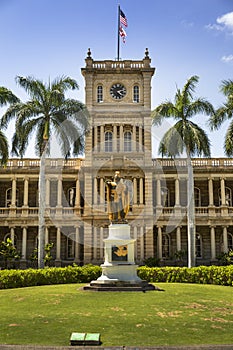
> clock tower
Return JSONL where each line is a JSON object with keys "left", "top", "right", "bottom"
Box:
{"left": 81, "top": 48, "right": 155, "bottom": 264}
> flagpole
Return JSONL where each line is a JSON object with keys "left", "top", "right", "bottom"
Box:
{"left": 117, "top": 4, "right": 120, "bottom": 60}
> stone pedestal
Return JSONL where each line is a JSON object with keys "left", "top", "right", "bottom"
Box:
{"left": 83, "top": 224, "right": 156, "bottom": 291}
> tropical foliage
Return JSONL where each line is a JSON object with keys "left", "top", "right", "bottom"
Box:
{"left": 209, "top": 79, "right": 233, "bottom": 156}
{"left": 0, "top": 86, "right": 19, "bottom": 164}
{"left": 151, "top": 75, "right": 215, "bottom": 157}
{"left": 1, "top": 76, "right": 89, "bottom": 158}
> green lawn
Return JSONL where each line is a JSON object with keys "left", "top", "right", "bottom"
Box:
{"left": 0, "top": 283, "right": 233, "bottom": 347}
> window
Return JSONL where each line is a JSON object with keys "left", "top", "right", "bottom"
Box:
{"left": 133, "top": 85, "right": 139, "bottom": 103}
{"left": 162, "top": 233, "right": 170, "bottom": 258}
{"left": 97, "top": 85, "right": 103, "bottom": 103}
{"left": 6, "top": 188, "right": 19, "bottom": 207}
{"left": 161, "top": 187, "right": 169, "bottom": 207}
{"left": 194, "top": 187, "right": 201, "bottom": 207}
{"left": 196, "top": 233, "right": 202, "bottom": 258}
{"left": 124, "top": 131, "right": 132, "bottom": 151}
{"left": 66, "top": 233, "right": 76, "bottom": 259}
{"left": 105, "top": 131, "right": 113, "bottom": 152}
{"left": 220, "top": 232, "right": 233, "bottom": 252}
{"left": 218, "top": 186, "right": 232, "bottom": 206}
{"left": 68, "top": 187, "right": 76, "bottom": 207}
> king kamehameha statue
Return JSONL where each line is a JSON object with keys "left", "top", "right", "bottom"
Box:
{"left": 105, "top": 171, "right": 130, "bottom": 224}
{"left": 83, "top": 171, "right": 156, "bottom": 291}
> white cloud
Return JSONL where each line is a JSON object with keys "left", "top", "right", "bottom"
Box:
{"left": 217, "top": 12, "right": 233, "bottom": 30}
{"left": 221, "top": 54, "right": 233, "bottom": 63}
{"left": 206, "top": 12, "right": 233, "bottom": 34}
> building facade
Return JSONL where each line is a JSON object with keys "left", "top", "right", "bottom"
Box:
{"left": 0, "top": 50, "right": 233, "bottom": 268}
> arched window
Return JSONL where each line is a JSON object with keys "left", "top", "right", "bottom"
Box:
{"left": 105, "top": 131, "right": 113, "bottom": 152}
{"left": 162, "top": 233, "right": 170, "bottom": 258}
{"left": 133, "top": 85, "right": 139, "bottom": 103}
{"left": 66, "top": 232, "right": 76, "bottom": 259}
{"left": 161, "top": 187, "right": 169, "bottom": 207}
{"left": 6, "top": 188, "right": 19, "bottom": 207}
{"left": 196, "top": 233, "right": 202, "bottom": 258}
{"left": 124, "top": 131, "right": 132, "bottom": 151}
{"left": 194, "top": 187, "right": 201, "bottom": 207}
{"left": 97, "top": 85, "right": 103, "bottom": 103}
{"left": 218, "top": 186, "right": 232, "bottom": 206}
{"left": 68, "top": 187, "right": 76, "bottom": 207}
{"left": 4, "top": 232, "right": 18, "bottom": 249}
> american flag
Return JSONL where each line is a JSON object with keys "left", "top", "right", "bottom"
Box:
{"left": 120, "top": 9, "right": 128, "bottom": 27}
{"left": 119, "top": 26, "right": 127, "bottom": 43}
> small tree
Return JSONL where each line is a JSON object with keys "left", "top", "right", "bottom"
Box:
{"left": 0, "top": 238, "right": 21, "bottom": 269}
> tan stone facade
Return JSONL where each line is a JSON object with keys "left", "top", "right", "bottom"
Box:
{"left": 0, "top": 51, "right": 233, "bottom": 268}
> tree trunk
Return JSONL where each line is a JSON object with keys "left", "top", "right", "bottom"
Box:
{"left": 38, "top": 147, "right": 46, "bottom": 269}
{"left": 187, "top": 157, "right": 196, "bottom": 267}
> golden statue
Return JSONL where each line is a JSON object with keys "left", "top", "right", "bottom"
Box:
{"left": 106, "top": 171, "right": 130, "bottom": 223}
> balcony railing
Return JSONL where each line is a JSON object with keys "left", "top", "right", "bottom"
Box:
{"left": 153, "top": 158, "right": 233, "bottom": 169}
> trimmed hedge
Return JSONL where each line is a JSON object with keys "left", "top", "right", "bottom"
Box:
{"left": 0, "top": 265, "right": 101, "bottom": 289}
{"left": 137, "top": 265, "right": 233, "bottom": 286}
{"left": 0, "top": 265, "right": 232, "bottom": 289}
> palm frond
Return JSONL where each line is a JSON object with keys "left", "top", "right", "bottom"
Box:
{"left": 0, "top": 130, "right": 9, "bottom": 165}
{"left": 224, "top": 121, "right": 233, "bottom": 157}
{"left": 151, "top": 101, "right": 178, "bottom": 125}
{"left": 0, "top": 87, "right": 19, "bottom": 106}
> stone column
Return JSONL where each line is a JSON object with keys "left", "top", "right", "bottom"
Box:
{"left": 156, "top": 178, "right": 161, "bottom": 206}
{"left": 11, "top": 177, "right": 17, "bottom": 206}
{"left": 120, "top": 125, "right": 124, "bottom": 151}
{"left": 100, "top": 227, "right": 104, "bottom": 260}
{"left": 45, "top": 178, "right": 50, "bottom": 207}
{"left": 100, "top": 178, "right": 105, "bottom": 204}
{"left": 222, "top": 226, "right": 228, "bottom": 253}
{"left": 100, "top": 125, "right": 104, "bottom": 151}
{"left": 45, "top": 227, "right": 49, "bottom": 246}
{"left": 83, "top": 223, "right": 93, "bottom": 264}
{"left": 93, "top": 178, "right": 98, "bottom": 205}
{"left": 157, "top": 226, "right": 162, "bottom": 259}
{"left": 94, "top": 126, "right": 98, "bottom": 150}
{"left": 139, "top": 178, "right": 144, "bottom": 204}
{"left": 139, "top": 126, "right": 142, "bottom": 151}
{"left": 220, "top": 178, "right": 226, "bottom": 205}
{"left": 56, "top": 227, "right": 61, "bottom": 261}
{"left": 175, "top": 178, "right": 180, "bottom": 206}
{"left": 57, "top": 176, "right": 62, "bottom": 207}
{"left": 23, "top": 177, "right": 29, "bottom": 207}
{"left": 208, "top": 178, "right": 214, "bottom": 206}
{"left": 133, "top": 178, "right": 137, "bottom": 204}
{"left": 132, "top": 125, "right": 136, "bottom": 151}
{"left": 74, "top": 226, "right": 81, "bottom": 262}
{"left": 176, "top": 226, "right": 181, "bottom": 252}
{"left": 93, "top": 227, "right": 98, "bottom": 260}
{"left": 10, "top": 227, "right": 15, "bottom": 245}
{"left": 22, "top": 227, "right": 27, "bottom": 260}
{"left": 75, "top": 178, "right": 80, "bottom": 207}
{"left": 113, "top": 125, "right": 117, "bottom": 152}
{"left": 140, "top": 227, "right": 144, "bottom": 260}
{"left": 210, "top": 226, "right": 216, "bottom": 260}
{"left": 133, "top": 226, "right": 138, "bottom": 260}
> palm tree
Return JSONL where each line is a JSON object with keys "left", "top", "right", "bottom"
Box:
{"left": 1, "top": 76, "right": 89, "bottom": 268}
{"left": 0, "top": 86, "right": 19, "bottom": 165}
{"left": 151, "top": 75, "right": 215, "bottom": 267}
{"left": 209, "top": 79, "right": 233, "bottom": 156}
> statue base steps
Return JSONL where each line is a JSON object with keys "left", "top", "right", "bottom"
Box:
{"left": 83, "top": 280, "right": 159, "bottom": 292}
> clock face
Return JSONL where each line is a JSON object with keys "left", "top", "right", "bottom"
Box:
{"left": 110, "top": 83, "right": 126, "bottom": 100}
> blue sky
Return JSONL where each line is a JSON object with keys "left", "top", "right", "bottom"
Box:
{"left": 0, "top": 0, "right": 233, "bottom": 158}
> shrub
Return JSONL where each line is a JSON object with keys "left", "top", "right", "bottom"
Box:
{"left": 0, "top": 265, "right": 101, "bottom": 289}
{"left": 137, "top": 265, "right": 233, "bottom": 286}
{"left": 0, "top": 265, "right": 232, "bottom": 290}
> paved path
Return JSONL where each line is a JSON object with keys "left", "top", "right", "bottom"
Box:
{"left": 0, "top": 345, "right": 233, "bottom": 350}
